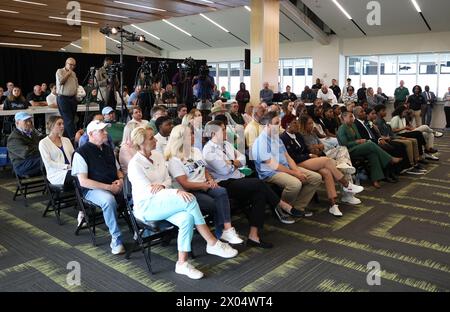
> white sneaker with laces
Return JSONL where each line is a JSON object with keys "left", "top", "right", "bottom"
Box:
{"left": 221, "top": 227, "right": 244, "bottom": 244}
{"left": 342, "top": 182, "right": 364, "bottom": 194}
{"left": 424, "top": 153, "right": 439, "bottom": 160}
{"left": 111, "top": 244, "right": 126, "bottom": 255}
{"left": 434, "top": 131, "right": 443, "bottom": 138}
{"left": 206, "top": 240, "right": 238, "bottom": 258}
{"left": 77, "top": 211, "right": 86, "bottom": 227}
{"left": 329, "top": 204, "right": 343, "bottom": 217}
{"left": 175, "top": 261, "right": 204, "bottom": 279}
{"left": 340, "top": 194, "right": 361, "bottom": 205}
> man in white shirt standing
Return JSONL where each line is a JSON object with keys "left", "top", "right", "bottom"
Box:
{"left": 317, "top": 85, "right": 338, "bottom": 105}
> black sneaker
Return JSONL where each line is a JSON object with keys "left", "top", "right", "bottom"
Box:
{"left": 274, "top": 206, "right": 295, "bottom": 224}
{"left": 288, "top": 208, "right": 313, "bottom": 218}
{"left": 246, "top": 239, "right": 274, "bottom": 249}
{"left": 418, "top": 159, "right": 429, "bottom": 165}
{"left": 406, "top": 168, "right": 425, "bottom": 175}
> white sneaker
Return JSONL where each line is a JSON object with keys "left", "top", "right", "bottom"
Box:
{"left": 424, "top": 153, "right": 439, "bottom": 161}
{"left": 77, "top": 211, "right": 86, "bottom": 227}
{"left": 206, "top": 240, "right": 238, "bottom": 258}
{"left": 111, "top": 244, "right": 126, "bottom": 255}
{"left": 175, "top": 261, "right": 204, "bottom": 279}
{"left": 336, "top": 163, "right": 356, "bottom": 174}
{"left": 329, "top": 204, "right": 343, "bottom": 217}
{"left": 340, "top": 194, "right": 362, "bottom": 205}
{"left": 342, "top": 182, "right": 364, "bottom": 194}
{"left": 221, "top": 227, "right": 244, "bottom": 244}
{"left": 434, "top": 131, "right": 443, "bottom": 138}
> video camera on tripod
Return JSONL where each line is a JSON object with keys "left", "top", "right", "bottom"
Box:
{"left": 177, "top": 57, "right": 196, "bottom": 76}
{"left": 105, "top": 63, "right": 125, "bottom": 78}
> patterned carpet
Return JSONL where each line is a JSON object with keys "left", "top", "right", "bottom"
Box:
{"left": 0, "top": 133, "right": 449, "bottom": 292}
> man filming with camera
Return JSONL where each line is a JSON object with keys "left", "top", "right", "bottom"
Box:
{"left": 96, "top": 57, "right": 119, "bottom": 110}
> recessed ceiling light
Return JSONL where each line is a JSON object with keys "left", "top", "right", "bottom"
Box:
{"left": 49, "top": 16, "right": 98, "bottom": 25}
{"left": 14, "top": 30, "right": 62, "bottom": 37}
{"left": 105, "top": 36, "right": 121, "bottom": 44}
{"left": 60, "top": 48, "right": 66, "bottom": 51}
{"left": 130, "top": 24, "right": 161, "bottom": 40}
{"left": 13, "top": 0, "right": 47, "bottom": 6}
{"left": 0, "top": 42, "right": 42, "bottom": 47}
{"left": 244, "top": 6, "right": 251, "bottom": 12}
{"left": 113, "top": 1, "right": 166, "bottom": 12}
{"left": 332, "top": 0, "right": 352, "bottom": 20}
{"left": 0, "top": 9, "right": 19, "bottom": 14}
{"left": 70, "top": 43, "right": 82, "bottom": 49}
{"left": 199, "top": 13, "right": 229, "bottom": 32}
{"left": 200, "top": 0, "right": 214, "bottom": 3}
{"left": 410, "top": 0, "right": 422, "bottom": 12}
{"left": 162, "top": 19, "right": 192, "bottom": 37}
{"left": 79, "top": 9, "right": 128, "bottom": 19}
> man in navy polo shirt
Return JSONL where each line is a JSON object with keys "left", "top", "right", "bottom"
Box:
{"left": 72, "top": 120, "right": 125, "bottom": 255}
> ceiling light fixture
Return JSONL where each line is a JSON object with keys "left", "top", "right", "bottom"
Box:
{"left": 105, "top": 36, "right": 120, "bottom": 44}
{"left": 410, "top": 0, "right": 431, "bottom": 30}
{"left": 199, "top": 13, "right": 229, "bottom": 32}
{"left": 0, "top": 9, "right": 19, "bottom": 14}
{"left": 79, "top": 9, "right": 128, "bottom": 19}
{"left": 70, "top": 43, "right": 82, "bottom": 49}
{"left": 13, "top": 0, "right": 47, "bottom": 6}
{"left": 130, "top": 24, "right": 161, "bottom": 40}
{"left": 162, "top": 19, "right": 192, "bottom": 37}
{"left": 0, "top": 42, "right": 42, "bottom": 47}
{"left": 410, "top": 0, "right": 421, "bottom": 12}
{"left": 200, "top": 0, "right": 214, "bottom": 3}
{"left": 60, "top": 48, "right": 66, "bottom": 51}
{"left": 113, "top": 1, "right": 166, "bottom": 12}
{"left": 14, "top": 30, "right": 62, "bottom": 37}
{"left": 49, "top": 16, "right": 98, "bottom": 24}
{"left": 332, "top": 0, "right": 352, "bottom": 19}
{"left": 244, "top": 6, "right": 251, "bottom": 12}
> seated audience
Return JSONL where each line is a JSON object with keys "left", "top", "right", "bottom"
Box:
{"left": 173, "top": 104, "right": 188, "bottom": 126}
{"left": 357, "top": 83, "right": 367, "bottom": 105}
{"left": 77, "top": 113, "right": 114, "bottom": 149}
{"left": 0, "top": 87, "right": 5, "bottom": 104}
{"left": 376, "top": 87, "right": 389, "bottom": 105}
{"left": 71, "top": 120, "right": 125, "bottom": 255}
{"left": 219, "top": 86, "right": 231, "bottom": 101}
{"left": 300, "top": 86, "right": 316, "bottom": 103}
{"left": 281, "top": 100, "right": 296, "bottom": 130}
{"left": 27, "top": 85, "right": 48, "bottom": 107}
{"left": 280, "top": 120, "right": 363, "bottom": 216}
{"left": 7, "top": 112, "right": 44, "bottom": 177}
{"left": 154, "top": 116, "right": 174, "bottom": 153}
{"left": 166, "top": 124, "right": 243, "bottom": 243}
{"left": 316, "top": 85, "right": 338, "bottom": 105}
{"left": 128, "top": 85, "right": 142, "bottom": 108}
{"left": 252, "top": 111, "right": 322, "bottom": 221}
{"left": 182, "top": 108, "right": 204, "bottom": 150}
{"left": 282, "top": 85, "right": 297, "bottom": 102}
{"left": 3, "top": 87, "right": 30, "bottom": 110}
{"left": 259, "top": 82, "right": 274, "bottom": 106}
{"left": 243, "top": 104, "right": 254, "bottom": 125}
{"left": 342, "top": 87, "right": 358, "bottom": 105}
{"left": 244, "top": 103, "right": 266, "bottom": 151}
{"left": 102, "top": 106, "right": 125, "bottom": 146}
{"left": 323, "top": 106, "right": 339, "bottom": 135}
{"left": 129, "top": 106, "right": 149, "bottom": 128}
{"left": 127, "top": 126, "right": 238, "bottom": 279}
{"left": 118, "top": 121, "right": 140, "bottom": 175}
{"left": 149, "top": 105, "right": 168, "bottom": 134}
{"left": 41, "top": 83, "right": 50, "bottom": 96}
{"left": 366, "top": 87, "right": 377, "bottom": 109}
{"left": 162, "top": 83, "right": 177, "bottom": 105}
{"left": 46, "top": 83, "right": 58, "bottom": 108}
{"left": 337, "top": 111, "right": 401, "bottom": 188}
{"left": 311, "top": 106, "right": 339, "bottom": 151}
{"left": 229, "top": 101, "right": 245, "bottom": 126}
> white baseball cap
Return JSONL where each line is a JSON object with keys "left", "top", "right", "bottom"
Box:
{"left": 86, "top": 120, "right": 110, "bottom": 134}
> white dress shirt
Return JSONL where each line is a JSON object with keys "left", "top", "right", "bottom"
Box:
{"left": 202, "top": 140, "right": 246, "bottom": 182}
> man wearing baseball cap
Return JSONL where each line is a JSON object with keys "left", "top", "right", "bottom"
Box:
{"left": 71, "top": 119, "right": 126, "bottom": 255}
{"left": 102, "top": 106, "right": 125, "bottom": 146}
{"left": 7, "top": 112, "right": 44, "bottom": 177}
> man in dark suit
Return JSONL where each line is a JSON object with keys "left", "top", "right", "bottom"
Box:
{"left": 421, "top": 85, "right": 436, "bottom": 126}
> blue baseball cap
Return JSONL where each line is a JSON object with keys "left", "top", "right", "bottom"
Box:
{"left": 101, "top": 106, "right": 114, "bottom": 115}
{"left": 15, "top": 111, "right": 33, "bottom": 121}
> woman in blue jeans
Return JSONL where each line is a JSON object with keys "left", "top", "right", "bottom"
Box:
{"left": 127, "top": 127, "right": 238, "bottom": 280}
{"left": 166, "top": 124, "right": 243, "bottom": 245}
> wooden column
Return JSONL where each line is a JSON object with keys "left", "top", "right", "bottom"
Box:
{"left": 250, "top": 0, "right": 280, "bottom": 106}
{"left": 81, "top": 26, "right": 106, "bottom": 54}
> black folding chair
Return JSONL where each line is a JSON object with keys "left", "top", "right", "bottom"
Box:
{"left": 12, "top": 170, "right": 46, "bottom": 206}
{"left": 123, "top": 175, "right": 178, "bottom": 274}
{"left": 41, "top": 164, "right": 77, "bottom": 225}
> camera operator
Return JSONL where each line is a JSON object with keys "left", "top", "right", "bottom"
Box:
{"left": 95, "top": 57, "right": 118, "bottom": 110}
{"left": 162, "top": 83, "right": 177, "bottom": 106}
{"left": 193, "top": 64, "right": 214, "bottom": 112}
{"left": 172, "top": 58, "right": 195, "bottom": 111}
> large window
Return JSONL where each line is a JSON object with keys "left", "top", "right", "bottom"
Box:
{"left": 346, "top": 53, "right": 450, "bottom": 97}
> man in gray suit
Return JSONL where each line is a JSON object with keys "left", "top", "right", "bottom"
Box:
{"left": 421, "top": 85, "right": 436, "bottom": 126}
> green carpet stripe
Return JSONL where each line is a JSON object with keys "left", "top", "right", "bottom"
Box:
{"left": 316, "top": 279, "right": 369, "bottom": 292}
{"left": 75, "top": 244, "right": 176, "bottom": 292}
{"left": 330, "top": 205, "right": 374, "bottom": 231}
{"left": 304, "top": 250, "right": 443, "bottom": 292}
{"left": 263, "top": 224, "right": 322, "bottom": 243}
{"left": 0, "top": 210, "right": 72, "bottom": 249}
{"left": 323, "top": 237, "right": 450, "bottom": 274}
{"left": 0, "top": 244, "right": 7, "bottom": 256}
{"left": 0, "top": 258, "right": 94, "bottom": 292}
{"left": 241, "top": 250, "right": 312, "bottom": 292}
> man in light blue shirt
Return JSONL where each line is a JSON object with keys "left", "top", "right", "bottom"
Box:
{"left": 259, "top": 82, "right": 274, "bottom": 105}
{"left": 127, "top": 85, "right": 142, "bottom": 108}
{"left": 252, "top": 111, "right": 321, "bottom": 221}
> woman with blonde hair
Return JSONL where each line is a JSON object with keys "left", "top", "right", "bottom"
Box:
{"left": 165, "top": 124, "right": 243, "bottom": 244}
{"left": 127, "top": 126, "right": 238, "bottom": 280}
{"left": 118, "top": 120, "right": 140, "bottom": 175}
{"left": 182, "top": 108, "right": 203, "bottom": 150}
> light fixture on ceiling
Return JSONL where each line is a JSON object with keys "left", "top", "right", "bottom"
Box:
{"left": 410, "top": 0, "right": 431, "bottom": 31}
{"left": 13, "top": 0, "right": 47, "bottom": 6}
{"left": 162, "top": 19, "right": 192, "bottom": 37}
{"left": 130, "top": 24, "right": 160, "bottom": 40}
{"left": 332, "top": 0, "right": 366, "bottom": 36}
{"left": 200, "top": 0, "right": 214, "bottom": 4}
{"left": 100, "top": 26, "right": 146, "bottom": 43}
{"left": 49, "top": 16, "right": 98, "bottom": 24}
{"left": 244, "top": 6, "right": 251, "bottom": 12}
{"left": 111, "top": 27, "right": 118, "bottom": 35}
{"left": 70, "top": 43, "right": 82, "bottom": 49}
{"left": 112, "top": 1, "right": 166, "bottom": 12}
{"left": 105, "top": 36, "right": 120, "bottom": 44}
{"left": 79, "top": 9, "right": 128, "bottom": 19}
{"left": 199, "top": 13, "right": 229, "bottom": 32}
{"left": 60, "top": 48, "right": 66, "bottom": 51}
{"left": 14, "top": 30, "right": 62, "bottom": 37}
{"left": 0, "top": 9, "right": 19, "bottom": 14}
{"left": 0, "top": 42, "right": 42, "bottom": 47}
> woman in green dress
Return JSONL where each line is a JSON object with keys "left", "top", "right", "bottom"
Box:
{"left": 337, "top": 111, "right": 402, "bottom": 188}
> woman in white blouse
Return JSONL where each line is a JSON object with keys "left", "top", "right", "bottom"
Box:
{"left": 38, "top": 116, "right": 74, "bottom": 188}
{"left": 165, "top": 124, "right": 243, "bottom": 245}
{"left": 127, "top": 127, "right": 238, "bottom": 280}
{"left": 119, "top": 120, "right": 140, "bottom": 175}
